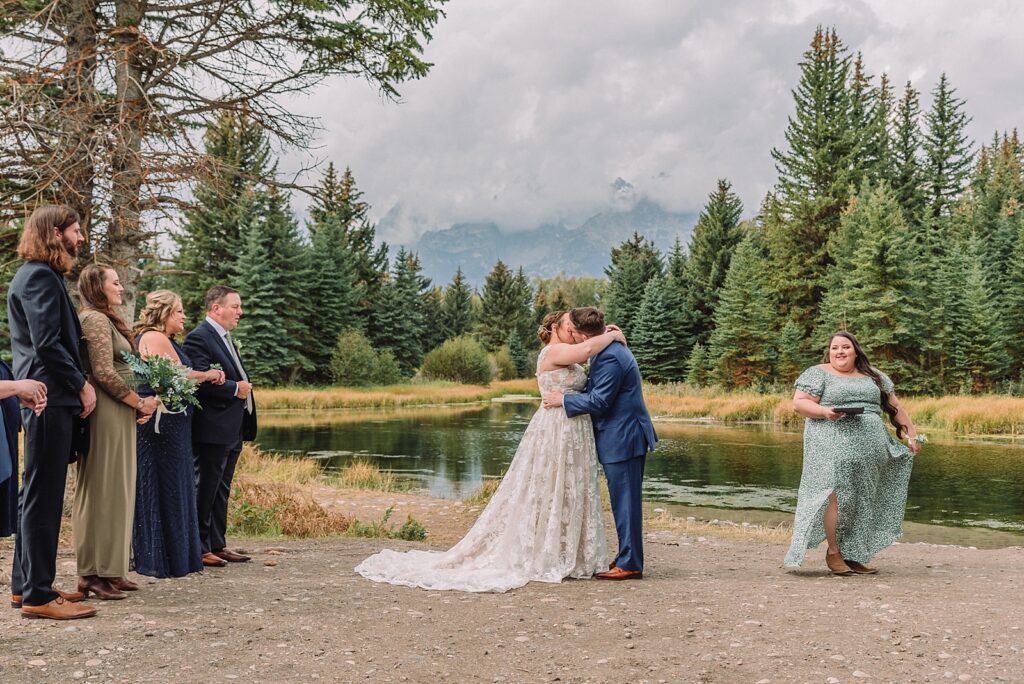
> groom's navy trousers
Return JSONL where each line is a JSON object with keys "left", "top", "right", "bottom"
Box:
{"left": 563, "top": 342, "right": 656, "bottom": 572}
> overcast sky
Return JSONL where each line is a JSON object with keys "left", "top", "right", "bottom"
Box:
{"left": 279, "top": 0, "right": 1024, "bottom": 244}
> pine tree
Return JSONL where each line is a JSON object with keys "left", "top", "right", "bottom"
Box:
{"left": 892, "top": 81, "right": 927, "bottom": 225}
{"left": 708, "top": 235, "right": 777, "bottom": 388}
{"left": 923, "top": 73, "right": 975, "bottom": 221}
{"left": 685, "top": 343, "right": 710, "bottom": 387}
{"left": 775, "top": 320, "right": 810, "bottom": 385}
{"left": 471, "top": 259, "right": 520, "bottom": 350}
{"left": 1002, "top": 201, "right": 1024, "bottom": 377}
{"left": 231, "top": 187, "right": 311, "bottom": 384}
{"left": 441, "top": 267, "right": 474, "bottom": 339}
{"left": 506, "top": 332, "right": 530, "bottom": 378}
{"left": 174, "top": 113, "right": 273, "bottom": 320}
{"left": 371, "top": 248, "right": 430, "bottom": 376}
{"left": 604, "top": 232, "right": 663, "bottom": 336}
{"left": 969, "top": 135, "right": 1024, "bottom": 296}
{"left": 419, "top": 286, "right": 447, "bottom": 354}
{"left": 766, "top": 27, "right": 859, "bottom": 336}
{"left": 681, "top": 180, "right": 744, "bottom": 349}
{"left": 947, "top": 233, "right": 1006, "bottom": 391}
{"left": 322, "top": 167, "right": 390, "bottom": 343}
{"left": 632, "top": 277, "right": 687, "bottom": 383}
{"left": 304, "top": 167, "right": 365, "bottom": 382}
{"left": 511, "top": 267, "right": 536, "bottom": 347}
{"left": 815, "top": 182, "right": 925, "bottom": 387}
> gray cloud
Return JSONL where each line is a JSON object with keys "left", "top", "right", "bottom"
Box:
{"left": 280, "top": 0, "right": 1024, "bottom": 244}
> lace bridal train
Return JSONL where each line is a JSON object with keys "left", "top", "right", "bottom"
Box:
{"left": 354, "top": 350, "right": 607, "bottom": 592}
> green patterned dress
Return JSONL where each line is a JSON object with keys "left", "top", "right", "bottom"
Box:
{"left": 784, "top": 365, "right": 914, "bottom": 567}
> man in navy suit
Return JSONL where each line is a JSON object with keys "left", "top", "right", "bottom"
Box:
{"left": 7, "top": 205, "right": 98, "bottom": 619}
{"left": 183, "top": 286, "right": 257, "bottom": 567}
{"left": 542, "top": 307, "right": 657, "bottom": 580}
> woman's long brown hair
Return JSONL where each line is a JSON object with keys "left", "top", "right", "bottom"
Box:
{"left": 824, "top": 331, "right": 906, "bottom": 438}
{"left": 77, "top": 264, "right": 136, "bottom": 351}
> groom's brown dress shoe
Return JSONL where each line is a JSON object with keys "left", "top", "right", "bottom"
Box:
{"left": 202, "top": 552, "right": 228, "bottom": 567}
{"left": 595, "top": 567, "right": 643, "bottom": 581}
{"left": 213, "top": 549, "right": 251, "bottom": 563}
{"left": 11, "top": 588, "right": 86, "bottom": 609}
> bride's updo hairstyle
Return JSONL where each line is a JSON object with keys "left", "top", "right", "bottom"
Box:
{"left": 537, "top": 310, "right": 567, "bottom": 344}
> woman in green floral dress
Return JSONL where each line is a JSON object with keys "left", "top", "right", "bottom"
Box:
{"left": 784, "top": 332, "right": 922, "bottom": 575}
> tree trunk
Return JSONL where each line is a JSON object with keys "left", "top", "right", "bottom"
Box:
{"left": 108, "top": 0, "right": 147, "bottom": 322}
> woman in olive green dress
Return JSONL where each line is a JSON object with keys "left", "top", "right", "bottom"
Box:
{"left": 75, "top": 265, "right": 158, "bottom": 599}
{"left": 784, "top": 331, "right": 923, "bottom": 575}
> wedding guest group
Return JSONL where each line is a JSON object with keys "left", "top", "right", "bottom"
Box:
{"left": 1, "top": 205, "right": 258, "bottom": 620}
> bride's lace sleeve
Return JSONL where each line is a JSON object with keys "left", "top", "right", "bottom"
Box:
{"left": 80, "top": 311, "right": 132, "bottom": 401}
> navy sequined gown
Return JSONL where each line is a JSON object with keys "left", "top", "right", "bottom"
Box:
{"left": 132, "top": 337, "right": 203, "bottom": 577}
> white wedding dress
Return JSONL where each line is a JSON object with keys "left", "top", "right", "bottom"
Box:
{"left": 354, "top": 347, "right": 608, "bottom": 592}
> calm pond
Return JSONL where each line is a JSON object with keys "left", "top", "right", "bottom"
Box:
{"left": 256, "top": 401, "right": 1024, "bottom": 547}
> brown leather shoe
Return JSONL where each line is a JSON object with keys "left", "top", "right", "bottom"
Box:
{"left": 609, "top": 561, "right": 617, "bottom": 571}
{"left": 21, "top": 597, "right": 98, "bottom": 620}
{"left": 11, "top": 588, "right": 86, "bottom": 608}
{"left": 844, "top": 559, "right": 878, "bottom": 575}
{"left": 108, "top": 576, "right": 139, "bottom": 591}
{"left": 826, "top": 551, "right": 854, "bottom": 576}
{"left": 213, "top": 549, "right": 251, "bottom": 563}
{"left": 77, "top": 576, "right": 127, "bottom": 600}
{"left": 595, "top": 567, "right": 643, "bottom": 581}
{"left": 202, "top": 552, "right": 227, "bottom": 567}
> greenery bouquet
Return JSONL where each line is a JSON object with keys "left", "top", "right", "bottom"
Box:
{"left": 122, "top": 351, "right": 201, "bottom": 413}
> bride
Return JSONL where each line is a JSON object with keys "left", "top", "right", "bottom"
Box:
{"left": 354, "top": 311, "right": 625, "bottom": 592}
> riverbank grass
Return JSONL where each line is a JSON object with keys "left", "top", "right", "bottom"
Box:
{"left": 259, "top": 379, "right": 537, "bottom": 411}
{"left": 228, "top": 446, "right": 426, "bottom": 539}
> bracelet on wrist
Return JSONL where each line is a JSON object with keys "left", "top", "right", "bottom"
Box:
{"left": 135, "top": 396, "right": 145, "bottom": 410}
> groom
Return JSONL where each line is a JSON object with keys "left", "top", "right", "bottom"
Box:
{"left": 542, "top": 307, "right": 657, "bottom": 580}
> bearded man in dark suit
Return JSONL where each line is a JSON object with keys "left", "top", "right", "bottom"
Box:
{"left": 183, "top": 285, "right": 257, "bottom": 567}
{"left": 8, "top": 205, "right": 98, "bottom": 619}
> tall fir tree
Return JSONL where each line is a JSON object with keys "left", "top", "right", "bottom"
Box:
{"left": 475, "top": 260, "right": 533, "bottom": 351}
{"left": 318, "top": 166, "right": 391, "bottom": 344}
{"left": 922, "top": 73, "right": 975, "bottom": 221}
{"left": 231, "top": 187, "right": 312, "bottom": 384}
{"left": 708, "top": 234, "right": 777, "bottom": 388}
{"left": 174, "top": 113, "right": 273, "bottom": 320}
{"left": 766, "top": 27, "right": 859, "bottom": 336}
{"left": 441, "top": 267, "right": 474, "bottom": 339}
{"left": 304, "top": 167, "right": 366, "bottom": 382}
{"left": 681, "top": 180, "right": 744, "bottom": 349}
{"left": 815, "top": 182, "right": 925, "bottom": 387}
{"left": 603, "top": 232, "right": 663, "bottom": 336}
{"left": 632, "top": 277, "right": 687, "bottom": 383}
{"left": 1001, "top": 200, "right": 1024, "bottom": 377}
{"left": 370, "top": 248, "right": 431, "bottom": 376}
{"left": 947, "top": 232, "right": 1006, "bottom": 391}
{"left": 419, "top": 286, "right": 447, "bottom": 354}
{"left": 892, "top": 81, "right": 928, "bottom": 225}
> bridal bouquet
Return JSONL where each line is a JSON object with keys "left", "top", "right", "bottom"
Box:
{"left": 121, "top": 351, "right": 201, "bottom": 413}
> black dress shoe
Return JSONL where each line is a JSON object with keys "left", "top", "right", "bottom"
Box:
{"left": 213, "top": 549, "right": 251, "bottom": 563}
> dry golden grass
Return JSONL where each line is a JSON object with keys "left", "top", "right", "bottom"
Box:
{"left": 642, "top": 384, "right": 1024, "bottom": 436}
{"left": 258, "top": 379, "right": 538, "bottom": 411}
{"left": 259, "top": 404, "right": 491, "bottom": 430}
{"left": 229, "top": 478, "right": 351, "bottom": 537}
{"left": 235, "top": 443, "right": 322, "bottom": 484}
{"left": 463, "top": 478, "right": 502, "bottom": 506}
{"left": 332, "top": 459, "right": 399, "bottom": 491}
{"left": 646, "top": 510, "right": 791, "bottom": 543}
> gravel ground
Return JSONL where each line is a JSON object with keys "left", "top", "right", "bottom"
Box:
{"left": 2, "top": 501, "right": 1022, "bottom": 683}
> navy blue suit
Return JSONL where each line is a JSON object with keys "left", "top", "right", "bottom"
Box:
{"left": 563, "top": 342, "right": 656, "bottom": 572}
{"left": 183, "top": 320, "right": 257, "bottom": 553}
{"left": 7, "top": 261, "right": 88, "bottom": 606}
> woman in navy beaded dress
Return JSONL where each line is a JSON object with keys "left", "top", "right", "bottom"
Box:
{"left": 131, "top": 290, "right": 225, "bottom": 578}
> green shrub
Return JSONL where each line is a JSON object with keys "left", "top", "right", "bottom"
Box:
{"left": 492, "top": 346, "right": 516, "bottom": 380}
{"left": 374, "top": 349, "right": 403, "bottom": 385}
{"left": 420, "top": 335, "right": 493, "bottom": 385}
{"left": 397, "top": 516, "right": 427, "bottom": 541}
{"left": 330, "top": 329, "right": 404, "bottom": 386}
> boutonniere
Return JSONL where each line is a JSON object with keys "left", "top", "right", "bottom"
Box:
{"left": 581, "top": 360, "right": 591, "bottom": 375}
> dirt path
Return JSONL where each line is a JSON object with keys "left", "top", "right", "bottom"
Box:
{"left": 2, "top": 499, "right": 1023, "bottom": 683}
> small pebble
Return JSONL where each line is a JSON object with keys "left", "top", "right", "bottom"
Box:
{"left": 853, "top": 672, "right": 871, "bottom": 679}
{"left": 264, "top": 560, "right": 278, "bottom": 567}
{"left": 85, "top": 659, "right": 101, "bottom": 667}
{"left": 72, "top": 672, "right": 85, "bottom": 679}
{"left": 28, "top": 659, "right": 46, "bottom": 667}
